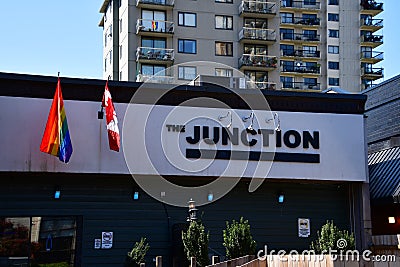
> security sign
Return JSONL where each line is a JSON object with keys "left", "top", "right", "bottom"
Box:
{"left": 298, "top": 218, "right": 310, "bottom": 238}
{"left": 101, "top": 232, "right": 113, "bottom": 249}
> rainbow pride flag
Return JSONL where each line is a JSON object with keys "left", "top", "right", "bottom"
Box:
{"left": 40, "top": 78, "right": 73, "bottom": 163}
{"left": 152, "top": 20, "right": 158, "bottom": 30}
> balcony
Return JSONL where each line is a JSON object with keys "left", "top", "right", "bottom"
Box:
{"left": 360, "top": 51, "right": 383, "bottom": 64}
{"left": 239, "top": 1, "right": 277, "bottom": 18}
{"left": 281, "top": 49, "right": 320, "bottom": 59}
{"left": 239, "top": 27, "right": 276, "bottom": 44}
{"left": 360, "top": 18, "right": 383, "bottom": 32}
{"left": 361, "top": 67, "right": 383, "bottom": 80}
{"left": 360, "top": 0, "right": 383, "bottom": 16}
{"left": 280, "top": 0, "right": 320, "bottom": 11}
{"left": 136, "top": 47, "right": 174, "bottom": 64}
{"left": 136, "top": 19, "right": 174, "bottom": 37}
{"left": 136, "top": 0, "right": 174, "bottom": 10}
{"left": 136, "top": 74, "right": 175, "bottom": 84}
{"left": 281, "top": 81, "right": 320, "bottom": 91}
{"left": 360, "top": 34, "right": 383, "bottom": 48}
{"left": 280, "top": 17, "right": 320, "bottom": 27}
{"left": 281, "top": 64, "right": 320, "bottom": 74}
{"left": 239, "top": 54, "right": 278, "bottom": 71}
{"left": 247, "top": 81, "right": 277, "bottom": 90}
{"left": 280, "top": 33, "right": 320, "bottom": 43}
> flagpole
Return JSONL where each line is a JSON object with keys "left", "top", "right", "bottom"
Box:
{"left": 57, "top": 72, "right": 61, "bottom": 154}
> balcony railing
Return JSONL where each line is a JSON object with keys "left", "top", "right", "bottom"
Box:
{"left": 136, "top": 0, "right": 174, "bottom": 6}
{"left": 361, "top": 51, "right": 383, "bottom": 61}
{"left": 281, "top": 64, "right": 320, "bottom": 74}
{"left": 280, "top": 33, "right": 320, "bottom": 42}
{"left": 239, "top": 54, "right": 278, "bottom": 69}
{"left": 361, "top": 34, "right": 383, "bottom": 43}
{"left": 239, "top": 27, "right": 276, "bottom": 41}
{"left": 136, "top": 47, "right": 174, "bottom": 61}
{"left": 282, "top": 82, "right": 320, "bottom": 90}
{"left": 281, "top": 17, "right": 320, "bottom": 26}
{"left": 360, "top": 0, "right": 383, "bottom": 11}
{"left": 281, "top": 0, "right": 320, "bottom": 10}
{"left": 239, "top": 1, "right": 277, "bottom": 15}
{"left": 136, "top": 74, "right": 175, "bottom": 84}
{"left": 136, "top": 19, "right": 174, "bottom": 34}
{"left": 360, "top": 18, "right": 383, "bottom": 27}
{"left": 281, "top": 49, "right": 320, "bottom": 58}
{"left": 362, "top": 67, "right": 383, "bottom": 76}
{"left": 247, "top": 81, "right": 277, "bottom": 90}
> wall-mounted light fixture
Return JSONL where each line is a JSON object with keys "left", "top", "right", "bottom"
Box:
{"left": 218, "top": 111, "right": 232, "bottom": 128}
{"left": 278, "top": 193, "right": 284, "bottom": 203}
{"left": 133, "top": 191, "right": 139, "bottom": 200}
{"left": 98, "top": 106, "right": 104, "bottom": 120}
{"left": 207, "top": 193, "right": 214, "bottom": 202}
{"left": 187, "top": 199, "right": 198, "bottom": 222}
{"left": 266, "top": 112, "right": 281, "bottom": 131}
{"left": 243, "top": 112, "right": 256, "bottom": 134}
{"left": 54, "top": 187, "right": 61, "bottom": 199}
{"left": 388, "top": 217, "right": 396, "bottom": 224}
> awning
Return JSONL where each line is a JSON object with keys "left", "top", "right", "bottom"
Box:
{"left": 369, "top": 146, "right": 400, "bottom": 202}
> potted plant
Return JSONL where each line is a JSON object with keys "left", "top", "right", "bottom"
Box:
{"left": 125, "top": 237, "right": 150, "bottom": 267}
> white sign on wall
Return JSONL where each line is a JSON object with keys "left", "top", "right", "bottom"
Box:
{"left": 101, "top": 232, "right": 113, "bottom": 249}
{"left": 94, "top": 238, "right": 101, "bottom": 249}
{"left": 298, "top": 218, "right": 310, "bottom": 238}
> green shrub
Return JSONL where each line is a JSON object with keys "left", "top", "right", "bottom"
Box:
{"left": 126, "top": 237, "right": 150, "bottom": 267}
{"left": 310, "top": 220, "right": 355, "bottom": 253}
{"left": 182, "top": 220, "right": 209, "bottom": 267}
{"left": 222, "top": 217, "right": 256, "bottom": 259}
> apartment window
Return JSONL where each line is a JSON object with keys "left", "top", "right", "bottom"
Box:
{"left": 303, "top": 14, "right": 317, "bottom": 20}
{"left": 142, "top": 64, "right": 166, "bottom": 76}
{"left": 119, "top": 19, "right": 123, "bottom": 32}
{"left": 280, "top": 28, "right": 294, "bottom": 40}
{"left": 281, "top": 12, "right": 294, "bottom": 24}
{"left": 244, "top": 18, "right": 267, "bottom": 28}
{"left": 328, "top": 0, "right": 339, "bottom": 5}
{"left": 280, "top": 76, "right": 293, "bottom": 88}
{"left": 361, "top": 46, "right": 372, "bottom": 58}
{"left": 215, "top": 68, "right": 233, "bottom": 77}
{"left": 215, "top": 42, "right": 233, "bottom": 56}
{"left": 215, "top": 0, "right": 233, "bottom": 3}
{"left": 109, "top": 49, "right": 112, "bottom": 64}
{"left": 328, "top": 45, "right": 339, "bottom": 54}
{"left": 245, "top": 44, "right": 267, "bottom": 55}
{"left": 142, "top": 10, "right": 166, "bottom": 32}
{"left": 178, "top": 12, "right": 196, "bottom": 27}
{"left": 104, "top": 33, "right": 107, "bottom": 47}
{"left": 329, "top": 77, "right": 340, "bottom": 86}
{"left": 178, "top": 66, "right": 197, "bottom": 80}
{"left": 119, "top": 45, "right": 122, "bottom": 58}
{"left": 142, "top": 37, "right": 166, "bottom": 48}
{"left": 215, "top": 15, "right": 233, "bottom": 30}
{"left": 178, "top": 39, "right": 196, "bottom": 54}
{"left": 303, "top": 29, "right": 317, "bottom": 39}
{"left": 303, "top": 46, "right": 317, "bottom": 57}
{"left": 245, "top": 71, "right": 268, "bottom": 83}
{"left": 304, "top": 0, "right": 316, "bottom": 5}
{"left": 304, "top": 78, "right": 317, "bottom": 86}
{"left": 329, "top": 29, "right": 339, "bottom": 38}
{"left": 281, "top": 60, "right": 294, "bottom": 72}
{"left": 328, "top": 61, "right": 339, "bottom": 70}
{"left": 280, "top": 44, "right": 294, "bottom": 56}
{"left": 104, "top": 58, "right": 107, "bottom": 71}
{"left": 328, "top": 13, "right": 339, "bottom": 21}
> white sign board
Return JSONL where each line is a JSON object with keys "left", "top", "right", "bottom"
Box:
{"left": 101, "top": 232, "right": 113, "bottom": 249}
{"left": 94, "top": 238, "right": 101, "bottom": 249}
{"left": 298, "top": 218, "right": 310, "bottom": 237}
{"left": 123, "top": 104, "right": 367, "bottom": 182}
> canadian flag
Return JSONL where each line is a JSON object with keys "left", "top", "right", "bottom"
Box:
{"left": 102, "top": 81, "right": 120, "bottom": 152}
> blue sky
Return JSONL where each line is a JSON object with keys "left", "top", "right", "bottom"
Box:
{"left": 0, "top": 1, "right": 398, "bottom": 81}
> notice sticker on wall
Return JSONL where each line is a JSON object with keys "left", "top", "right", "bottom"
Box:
{"left": 298, "top": 218, "right": 310, "bottom": 237}
{"left": 101, "top": 232, "right": 113, "bottom": 249}
{"left": 94, "top": 238, "right": 101, "bottom": 249}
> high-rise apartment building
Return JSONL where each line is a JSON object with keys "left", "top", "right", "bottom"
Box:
{"left": 99, "top": 0, "right": 383, "bottom": 92}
